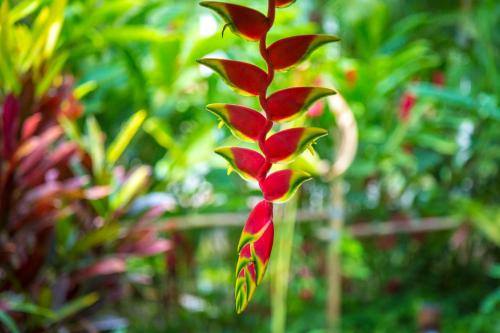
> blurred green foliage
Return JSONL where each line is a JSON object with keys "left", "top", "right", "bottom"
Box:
{"left": 1, "top": 0, "right": 499, "bottom": 332}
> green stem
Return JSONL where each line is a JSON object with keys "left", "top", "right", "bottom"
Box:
{"left": 271, "top": 196, "right": 298, "bottom": 333}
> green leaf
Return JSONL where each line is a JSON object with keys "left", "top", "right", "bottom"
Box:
{"left": 9, "top": 0, "right": 42, "bottom": 24}
{"left": 43, "top": 0, "right": 67, "bottom": 59}
{"left": 69, "top": 223, "right": 120, "bottom": 257}
{"left": 0, "top": 311, "right": 21, "bottom": 333}
{"left": 107, "top": 110, "right": 147, "bottom": 166}
{"left": 10, "top": 302, "right": 56, "bottom": 320}
{"left": 0, "top": 1, "right": 21, "bottom": 93}
{"left": 110, "top": 166, "right": 150, "bottom": 210}
{"left": 101, "top": 26, "right": 174, "bottom": 43}
{"left": 74, "top": 80, "right": 98, "bottom": 99}
{"left": 35, "top": 51, "right": 68, "bottom": 96}
{"left": 86, "top": 117, "right": 106, "bottom": 181}
{"left": 49, "top": 293, "right": 99, "bottom": 324}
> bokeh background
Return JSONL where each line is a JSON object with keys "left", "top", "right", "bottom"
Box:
{"left": 0, "top": 0, "right": 499, "bottom": 332}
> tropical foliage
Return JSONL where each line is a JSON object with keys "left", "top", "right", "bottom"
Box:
{"left": 0, "top": 0, "right": 498, "bottom": 332}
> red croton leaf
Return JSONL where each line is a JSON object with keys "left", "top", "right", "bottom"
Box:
{"left": 235, "top": 200, "right": 273, "bottom": 313}
{"left": 198, "top": 58, "right": 267, "bottom": 96}
{"left": 74, "top": 257, "right": 126, "bottom": 282}
{"left": 268, "top": 35, "right": 340, "bottom": 71}
{"left": 215, "top": 147, "right": 265, "bottom": 181}
{"left": 266, "top": 87, "right": 336, "bottom": 122}
{"left": 2, "top": 93, "right": 20, "bottom": 159}
{"left": 261, "top": 169, "right": 311, "bottom": 203}
{"left": 207, "top": 103, "right": 267, "bottom": 141}
{"left": 276, "top": 0, "right": 296, "bottom": 8}
{"left": 264, "top": 127, "right": 327, "bottom": 163}
{"left": 200, "top": 1, "right": 269, "bottom": 41}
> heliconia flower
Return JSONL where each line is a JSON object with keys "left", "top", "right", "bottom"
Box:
{"left": 207, "top": 103, "right": 267, "bottom": 141}
{"left": 200, "top": 2, "right": 269, "bottom": 41}
{"left": 266, "top": 87, "right": 336, "bottom": 122}
{"left": 268, "top": 35, "right": 339, "bottom": 71}
{"left": 264, "top": 127, "right": 327, "bottom": 163}
{"left": 276, "top": 0, "right": 296, "bottom": 8}
{"left": 215, "top": 147, "right": 265, "bottom": 181}
{"left": 197, "top": 58, "right": 267, "bottom": 96}
{"left": 235, "top": 200, "right": 273, "bottom": 313}
{"left": 261, "top": 169, "right": 312, "bottom": 203}
{"left": 200, "top": 0, "right": 334, "bottom": 314}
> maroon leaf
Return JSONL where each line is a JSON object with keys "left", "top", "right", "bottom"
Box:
{"left": 2, "top": 94, "right": 20, "bottom": 159}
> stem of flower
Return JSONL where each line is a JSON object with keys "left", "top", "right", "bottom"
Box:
{"left": 257, "top": 0, "right": 276, "bottom": 186}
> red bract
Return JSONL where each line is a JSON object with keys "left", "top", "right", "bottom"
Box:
{"left": 207, "top": 104, "right": 266, "bottom": 141}
{"left": 200, "top": 2, "right": 269, "bottom": 41}
{"left": 199, "top": 0, "right": 335, "bottom": 313}
{"left": 215, "top": 147, "right": 265, "bottom": 181}
{"left": 262, "top": 169, "right": 311, "bottom": 202}
{"left": 268, "top": 35, "right": 339, "bottom": 71}
{"left": 264, "top": 127, "right": 327, "bottom": 163}
{"left": 197, "top": 58, "right": 267, "bottom": 96}
{"left": 276, "top": 0, "right": 296, "bottom": 8}
{"left": 266, "top": 87, "right": 336, "bottom": 122}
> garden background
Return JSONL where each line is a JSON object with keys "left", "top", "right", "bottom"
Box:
{"left": 0, "top": 0, "right": 499, "bottom": 332}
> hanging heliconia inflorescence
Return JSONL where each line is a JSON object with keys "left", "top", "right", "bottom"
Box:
{"left": 198, "top": 0, "right": 339, "bottom": 313}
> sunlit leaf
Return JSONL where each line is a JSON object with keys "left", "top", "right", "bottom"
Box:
{"left": 107, "top": 109, "right": 147, "bottom": 165}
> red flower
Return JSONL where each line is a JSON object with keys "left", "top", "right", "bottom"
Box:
{"left": 432, "top": 71, "right": 445, "bottom": 87}
{"left": 399, "top": 92, "right": 416, "bottom": 122}
{"left": 345, "top": 68, "right": 357, "bottom": 87}
{"left": 199, "top": 0, "right": 338, "bottom": 313}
